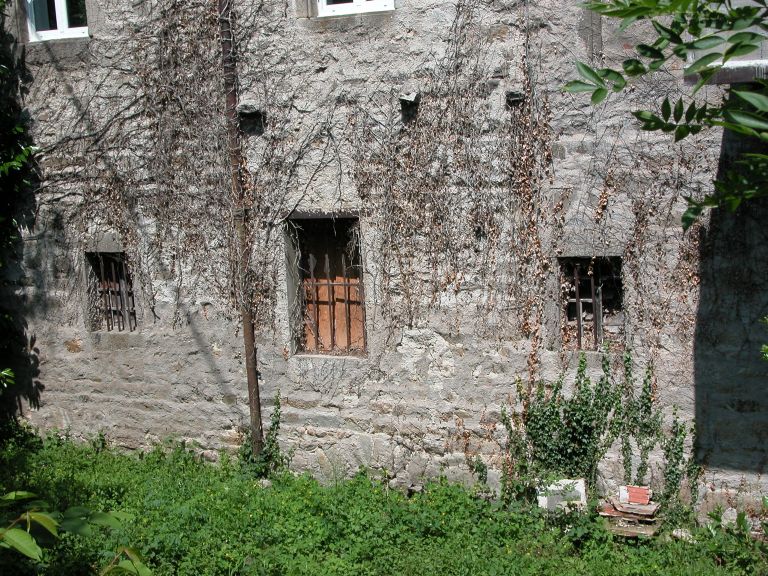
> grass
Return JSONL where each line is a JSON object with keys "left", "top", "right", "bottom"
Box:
{"left": 0, "top": 425, "right": 766, "bottom": 576}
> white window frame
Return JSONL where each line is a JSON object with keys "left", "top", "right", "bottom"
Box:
{"left": 316, "top": 0, "right": 394, "bottom": 18}
{"left": 26, "top": 0, "right": 89, "bottom": 42}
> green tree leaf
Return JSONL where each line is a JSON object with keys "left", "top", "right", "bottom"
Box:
{"left": 673, "top": 97, "right": 684, "bottom": 122}
{"left": 728, "top": 31, "right": 764, "bottom": 44}
{"left": 652, "top": 19, "right": 683, "bottom": 43}
{"left": 576, "top": 62, "right": 605, "bottom": 87}
{"left": 63, "top": 506, "right": 91, "bottom": 519}
{"left": 60, "top": 517, "right": 94, "bottom": 536}
{"left": 661, "top": 97, "right": 671, "bottom": 120}
{"left": 1, "top": 491, "right": 36, "bottom": 502}
{"left": 637, "top": 44, "right": 665, "bottom": 59}
{"left": 732, "top": 17, "right": 758, "bottom": 31}
{"left": 685, "top": 101, "right": 697, "bottom": 122}
{"left": 690, "top": 34, "right": 725, "bottom": 49}
{"left": 734, "top": 89, "right": 768, "bottom": 111}
{"left": 591, "top": 87, "right": 609, "bottom": 104}
{"left": 684, "top": 52, "right": 721, "bottom": 75}
{"left": 27, "top": 512, "right": 59, "bottom": 537}
{"left": 724, "top": 42, "right": 759, "bottom": 61}
{"left": 674, "top": 124, "right": 691, "bottom": 142}
{"left": 622, "top": 59, "right": 646, "bottom": 76}
{"left": 633, "top": 110, "right": 665, "bottom": 129}
{"left": 1, "top": 528, "right": 43, "bottom": 561}
{"left": 599, "top": 68, "right": 627, "bottom": 91}
{"left": 90, "top": 512, "right": 123, "bottom": 529}
{"left": 724, "top": 109, "right": 768, "bottom": 131}
{"left": 564, "top": 80, "right": 597, "bottom": 93}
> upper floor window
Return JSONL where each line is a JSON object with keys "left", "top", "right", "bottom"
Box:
{"left": 316, "top": 0, "right": 394, "bottom": 18}
{"left": 27, "top": 0, "right": 88, "bottom": 42}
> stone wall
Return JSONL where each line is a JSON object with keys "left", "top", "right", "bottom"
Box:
{"left": 5, "top": 0, "right": 765, "bottom": 504}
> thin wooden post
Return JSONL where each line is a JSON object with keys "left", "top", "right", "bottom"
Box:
{"left": 218, "top": 0, "right": 263, "bottom": 456}
{"left": 342, "top": 253, "right": 351, "bottom": 352}
{"left": 574, "top": 263, "right": 582, "bottom": 350}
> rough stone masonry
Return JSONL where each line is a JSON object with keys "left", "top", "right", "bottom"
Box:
{"left": 4, "top": 0, "right": 767, "bottom": 511}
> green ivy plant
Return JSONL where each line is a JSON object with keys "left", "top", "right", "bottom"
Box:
{"left": 501, "top": 350, "right": 698, "bottom": 512}
{"left": 616, "top": 355, "right": 662, "bottom": 485}
{"left": 500, "top": 352, "right": 621, "bottom": 502}
{"left": 239, "top": 392, "right": 291, "bottom": 478}
{"left": 524, "top": 353, "right": 619, "bottom": 486}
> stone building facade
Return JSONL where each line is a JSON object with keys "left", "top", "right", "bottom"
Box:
{"left": 3, "top": 0, "right": 767, "bottom": 507}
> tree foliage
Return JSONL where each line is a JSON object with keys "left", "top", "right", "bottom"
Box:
{"left": 566, "top": 0, "right": 768, "bottom": 227}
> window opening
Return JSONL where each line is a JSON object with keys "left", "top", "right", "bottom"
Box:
{"left": 27, "top": 0, "right": 88, "bottom": 42}
{"left": 560, "top": 257, "right": 623, "bottom": 350}
{"left": 86, "top": 253, "right": 137, "bottom": 332}
{"left": 399, "top": 92, "right": 421, "bottom": 125}
{"left": 505, "top": 90, "right": 525, "bottom": 108}
{"left": 287, "top": 218, "right": 366, "bottom": 355}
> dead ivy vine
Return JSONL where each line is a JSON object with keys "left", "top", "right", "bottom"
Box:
{"left": 44, "top": 0, "right": 338, "bottom": 337}
{"left": 352, "top": 0, "right": 558, "bottom": 378}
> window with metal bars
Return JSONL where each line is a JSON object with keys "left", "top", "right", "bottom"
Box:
{"left": 286, "top": 218, "right": 366, "bottom": 355}
{"left": 560, "top": 257, "right": 623, "bottom": 350}
{"left": 86, "top": 253, "right": 137, "bottom": 332}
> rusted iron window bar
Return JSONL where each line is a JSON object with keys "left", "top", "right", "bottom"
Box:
{"left": 94, "top": 254, "right": 137, "bottom": 332}
{"left": 569, "top": 263, "right": 602, "bottom": 350}
{"left": 303, "top": 250, "right": 366, "bottom": 354}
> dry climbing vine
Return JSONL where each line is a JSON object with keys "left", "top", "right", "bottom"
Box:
{"left": 352, "top": 0, "right": 557, "bottom": 378}
{"left": 37, "top": 0, "right": 339, "bottom": 338}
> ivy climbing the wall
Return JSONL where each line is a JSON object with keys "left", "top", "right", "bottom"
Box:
{"left": 499, "top": 350, "right": 699, "bottom": 514}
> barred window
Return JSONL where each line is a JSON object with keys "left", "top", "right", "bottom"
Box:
{"left": 560, "top": 257, "right": 623, "bottom": 350}
{"left": 86, "top": 253, "right": 137, "bottom": 332}
{"left": 286, "top": 218, "right": 366, "bottom": 355}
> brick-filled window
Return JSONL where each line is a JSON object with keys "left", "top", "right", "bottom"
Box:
{"left": 560, "top": 257, "right": 623, "bottom": 350}
{"left": 286, "top": 218, "right": 366, "bottom": 355}
{"left": 86, "top": 253, "right": 137, "bottom": 332}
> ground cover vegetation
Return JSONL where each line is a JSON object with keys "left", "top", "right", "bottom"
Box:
{"left": 1, "top": 415, "right": 766, "bottom": 575}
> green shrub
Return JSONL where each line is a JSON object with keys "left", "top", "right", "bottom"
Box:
{"left": 239, "top": 392, "right": 291, "bottom": 479}
{"left": 1, "top": 430, "right": 765, "bottom": 575}
{"left": 500, "top": 350, "right": 700, "bottom": 515}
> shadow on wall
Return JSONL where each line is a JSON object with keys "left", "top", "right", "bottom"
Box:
{"left": 0, "top": 7, "right": 43, "bottom": 419}
{"left": 694, "top": 129, "right": 768, "bottom": 475}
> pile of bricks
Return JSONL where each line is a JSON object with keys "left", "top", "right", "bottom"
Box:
{"left": 599, "top": 486, "right": 660, "bottom": 537}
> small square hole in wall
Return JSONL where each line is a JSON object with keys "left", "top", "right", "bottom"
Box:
{"left": 238, "top": 108, "right": 266, "bottom": 137}
{"left": 285, "top": 218, "right": 366, "bottom": 355}
{"left": 560, "top": 257, "right": 623, "bottom": 350}
{"left": 505, "top": 90, "right": 525, "bottom": 109}
{"left": 399, "top": 92, "right": 421, "bottom": 125}
{"left": 85, "top": 252, "right": 137, "bottom": 332}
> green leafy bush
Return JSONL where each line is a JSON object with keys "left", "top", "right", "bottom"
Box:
{"left": 500, "top": 350, "right": 699, "bottom": 513}
{"left": 1, "top": 429, "right": 765, "bottom": 575}
{"left": 239, "top": 393, "right": 291, "bottom": 478}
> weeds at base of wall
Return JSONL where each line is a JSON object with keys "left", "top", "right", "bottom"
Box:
{"left": 2, "top": 418, "right": 768, "bottom": 575}
{"left": 238, "top": 392, "right": 291, "bottom": 479}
